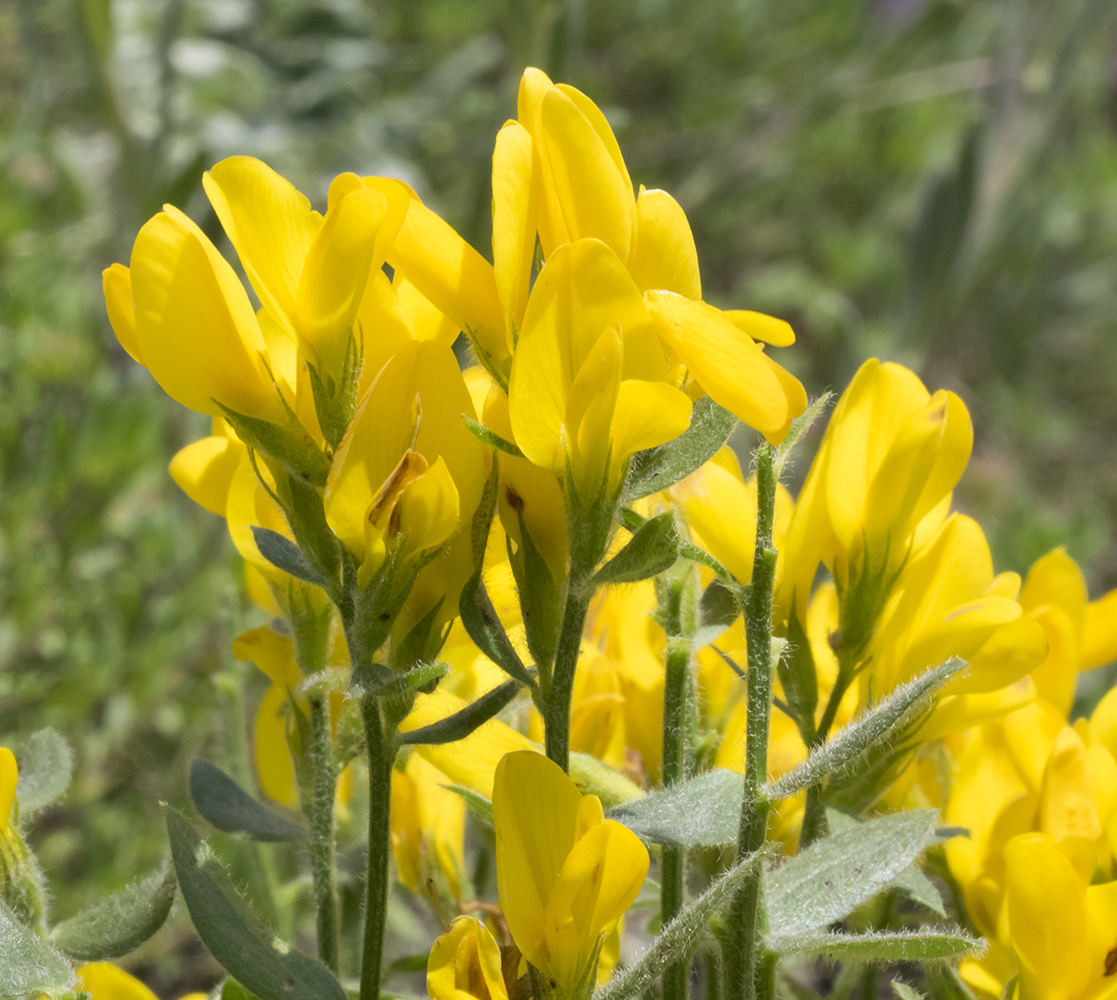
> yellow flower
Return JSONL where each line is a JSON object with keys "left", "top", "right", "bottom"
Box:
{"left": 427, "top": 916, "right": 511, "bottom": 1000}
{"left": 0, "top": 747, "right": 14, "bottom": 836}
{"left": 493, "top": 751, "right": 648, "bottom": 995}
{"left": 507, "top": 239, "right": 692, "bottom": 501}
{"left": 104, "top": 205, "right": 287, "bottom": 423}
{"left": 391, "top": 752, "right": 467, "bottom": 901}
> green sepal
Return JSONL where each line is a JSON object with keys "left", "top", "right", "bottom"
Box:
{"left": 306, "top": 329, "right": 362, "bottom": 451}
{"left": 0, "top": 898, "right": 73, "bottom": 1000}
{"left": 15, "top": 728, "right": 73, "bottom": 814}
{"left": 591, "top": 512, "right": 679, "bottom": 587}
{"left": 218, "top": 406, "right": 332, "bottom": 487}
{"left": 778, "top": 604, "right": 819, "bottom": 745}
{"left": 398, "top": 679, "right": 521, "bottom": 746}
{"left": 623, "top": 396, "right": 737, "bottom": 501}
{"left": 189, "top": 761, "right": 306, "bottom": 842}
{"left": 509, "top": 508, "right": 564, "bottom": 675}
{"left": 607, "top": 770, "right": 743, "bottom": 847}
{"left": 166, "top": 808, "right": 346, "bottom": 1000}
{"left": 49, "top": 862, "right": 178, "bottom": 960}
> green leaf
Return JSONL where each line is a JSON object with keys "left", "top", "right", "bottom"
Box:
{"left": 190, "top": 761, "right": 306, "bottom": 842}
{"left": 624, "top": 396, "right": 737, "bottom": 501}
{"left": 777, "top": 605, "right": 819, "bottom": 743}
{"left": 222, "top": 980, "right": 262, "bottom": 1000}
{"left": 463, "top": 416, "right": 525, "bottom": 458}
{"left": 765, "top": 658, "right": 967, "bottom": 800}
{"left": 50, "top": 862, "right": 177, "bottom": 961}
{"left": 250, "top": 527, "right": 324, "bottom": 588}
{"left": 168, "top": 809, "right": 345, "bottom": 1000}
{"left": 16, "top": 728, "right": 74, "bottom": 813}
{"left": 925, "top": 964, "right": 980, "bottom": 1000}
{"left": 444, "top": 785, "right": 493, "bottom": 827}
{"left": 607, "top": 770, "right": 743, "bottom": 846}
{"left": 767, "top": 929, "right": 982, "bottom": 962}
{"left": 0, "top": 898, "right": 73, "bottom": 1000}
{"left": 592, "top": 847, "right": 771, "bottom": 1000}
{"left": 399, "top": 679, "right": 521, "bottom": 745}
{"left": 620, "top": 508, "right": 736, "bottom": 585}
{"left": 510, "top": 507, "right": 563, "bottom": 672}
{"left": 592, "top": 512, "right": 679, "bottom": 587}
{"left": 693, "top": 580, "right": 741, "bottom": 649}
{"left": 352, "top": 661, "right": 449, "bottom": 699}
{"left": 893, "top": 982, "right": 926, "bottom": 1000}
{"left": 765, "top": 810, "right": 939, "bottom": 937}
{"left": 459, "top": 572, "right": 536, "bottom": 690}
{"left": 385, "top": 952, "right": 430, "bottom": 977}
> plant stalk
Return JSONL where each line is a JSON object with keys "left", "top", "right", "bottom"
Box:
{"left": 359, "top": 694, "right": 398, "bottom": 1000}
{"left": 724, "top": 443, "right": 778, "bottom": 1000}
{"left": 543, "top": 588, "right": 592, "bottom": 772}
{"left": 307, "top": 694, "right": 340, "bottom": 972}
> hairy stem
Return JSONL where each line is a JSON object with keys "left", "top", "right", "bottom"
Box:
{"left": 724, "top": 444, "right": 778, "bottom": 1000}
{"left": 544, "top": 588, "right": 592, "bottom": 772}
{"left": 307, "top": 695, "right": 340, "bottom": 972}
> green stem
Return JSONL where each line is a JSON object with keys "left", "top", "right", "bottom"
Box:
{"left": 724, "top": 444, "right": 778, "bottom": 1000}
{"left": 661, "top": 637, "right": 693, "bottom": 1000}
{"left": 307, "top": 695, "right": 340, "bottom": 973}
{"left": 359, "top": 695, "right": 398, "bottom": 1000}
{"left": 543, "top": 588, "right": 592, "bottom": 772}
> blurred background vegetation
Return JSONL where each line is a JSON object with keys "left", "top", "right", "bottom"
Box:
{"left": 2, "top": 0, "right": 1116, "bottom": 991}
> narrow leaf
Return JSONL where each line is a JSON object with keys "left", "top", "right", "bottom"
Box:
{"left": 463, "top": 416, "right": 525, "bottom": 458}
{"left": 607, "top": 770, "right": 743, "bottom": 847}
{"left": 767, "top": 929, "right": 982, "bottom": 962}
{"left": 772, "top": 392, "right": 832, "bottom": 480}
{"left": 16, "top": 728, "right": 74, "bottom": 813}
{"left": 167, "top": 808, "right": 345, "bottom": 1000}
{"left": 624, "top": 396, "right": 737, "bottom": 501}
{"left": 890, "top": 863, "right": 947, "bottom": 917}
{"left": 353, "top": 661, "right": 449, "bottom": 699}
{"left": 50, "top": 863, "right": 177, "bottom": 961}
{"left": 399, "top": 680, "right": 521, "bottom": 746}
{"left": 765, "top": 810, "right": 939, "bottom": 937}
{"left": 250, "top": 527, "right": 324, "bottom": 587}
{"left": 444, "top": 785, "right": 493, "bottom": 827}
{"left": 0, "top": 898, "right": 74, "bottom": 1000}
{"left": 593, "top": 512, "right": 679, "bottom": 587}
{"left": 766, "top": 659, "right": 967, "bottom": 800}
{"left": 459, "top": 572, "right": 535, "bottom": 689}
{"left": 692, "top": 580, "right": 740, "bottom": 650}
{"left": 592, "top": 847, "right": 770, "bottom": 1000}
{"left": 190, "top": 761, "right": 306, "bottom": 842}
{"left": 620, "top": 508, "right": 736, "bottom": 585}
{"left": 925, "top": 964, "right": 980, "bottom": 1000}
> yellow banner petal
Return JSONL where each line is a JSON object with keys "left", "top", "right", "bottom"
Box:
{"left": 103, "top": 264, "right": 142, "bottom": 363}
{"left": 169, "top": 435, "right": 244, "bottom": 516}
{"left": 725, "top": 309, "right": 795, "bottom": 347}
{"left": 629, "top": 187, "right": 701, "bottom": 300}
{"left": 0, "top": 747, "right": 15, "bottom": 832}
{"left": 493, "top": 121, "right": 538, "bottom": 348}
{"left": 608, "top": 379, "right": 692, "bottom": 465}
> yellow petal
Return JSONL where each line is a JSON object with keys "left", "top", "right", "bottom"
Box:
{"left": 1039, "top": 726, "right": 1103, "bottom": 843}
{"left": 232, "top": 625, "right": 301, "bottom": 688}
{"left": 494, "top": 750, "right": 583, "bottom": 969}
{"left": 918, "top": 678, "right": 1036, "bottom": 742}
{"left": 1028, "top": 605, "right": 1080, "bottom": 716}
{"left": 409, "top": 754, "right": 467, "bottom": 900}
{"left": 628, "top": 186, "right": 701, "bottom": 299}
{"left": 332, "top": 174, "right": 412, "bottom": 270}
{"left": 538, "top": 86, "right": 634, "bottom": 261}
{"left": 392, "top": 275, "right": 461, "bottom": 344}
{"left": 1092, "top": 687, "right": 1117, "bottom": 762}
{"left": 254, "top": 684, "right": 300, "bottom": 810}
{"left": 168, "top": 435, "right": 244, "bottom": 516}
{"left": 0, "top": 747, "right": 15, "bottom": 831}
{"left": 725, "top": 309, "right": 795, "bottom": 347}
{"left": 354, "top": 269, "right": 417, "bottom": 399}
{"left": 428, "top": 917, "right": 509, "bottom": 1000}
{"left": 1083, "top": 590, "right": 1117, "bottom": 671}
{"left": 609, "top": 379, "right": 692, "bottom": 465}
{"left": 644, "top": 291, "right": 795, "bottom": 441}
{"left": 103, "top": 264, "right": 142, "bottom": 363}
{"left": 390, "top": 764, "right": 422, "bottom": 893}
{"left": 387, "top": 189, "right": 508, "bottom": 365}
{"left": 130, "top": 206, "right": 284, "bottom": 421}
{"left": 203, "top": 156, "right": 322, "bottom": 335}
{"left": 1005, "top": 833, "right": 1091, "bottom": 998}
{"left": 397, "top": 456, "right": 461, "bottom": 566}
{"left": 1084, "top": 880, "right": 1117, "bottom": 998}
{"left": 1021, "top": 546, "right": 1089, "bottom": 634}
{"left": 493, "top": 121, "right": 538, "bottom": 347}
{"left": 77, "top": 963, "right": 161, "bottom": 1000}
{"left": 296, "top": 184, "right": 387, "bottom": 379}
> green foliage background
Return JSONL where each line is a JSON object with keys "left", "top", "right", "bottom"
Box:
{"left": 1, "top": 0, "right": 1115, "bottom": 990}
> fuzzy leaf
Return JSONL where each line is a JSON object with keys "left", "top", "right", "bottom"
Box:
{"left": 50, "top": 862, "right": 177, "bottom": 961}
{"left": 766, "top": 659, "right": 967, "bottom": 800}
{"left": 692, "top": 580, "right": 741, "bottom": 649}
{"left": 0, "top": 899, "right": 74, "bottom": 999}
{"left": 593, "top": 512, "right": 679, "bottom": 587}
{"left": 889, "top": 863, "right": 947, "bottom": 916}
{"left": 444, "top": 785, "right": 493, "bottom": 827}
{"left": 592, "top": 847, "right": 770, "bottom": 1000}
{"left": 399, "top": 679, "right": 521, "bottom": 745}
{"left": 168, "top": 809, "right": 345, "bottom": 1000}
{"left": 772, "top": 392, "right": 832, "bottom": 479}
{"left": 353, "top": 661, "right": 449, "bottom": 699}
{"left": 767, "top": 929, "right": 982, "bottom": 962}
{"left": 893, "top": 982, "right": 926, "bottom": 1000}
{"left": 624, "top": 396, "right": 737, "bottom": 501}
{"left": 251, "top": 527, "right": 324, "bottom": 587}
{"left": 460, "top": 572, "right": 535, "bottom": 689}
{"left": 607, "top": 770, "right": 743, "bottom": 846}
{"left": 190, "top": 761, "right": 306, "bottom": 842}
{"left": 765, "top": 810, "right": 939, "bottom": 937}
{"left": 16, "top": 728, "right": 74, "bottom": 813}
